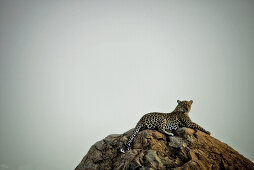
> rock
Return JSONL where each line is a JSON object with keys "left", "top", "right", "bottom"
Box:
{"left": 75, "top": 128, "right": 254, "bottom": 170}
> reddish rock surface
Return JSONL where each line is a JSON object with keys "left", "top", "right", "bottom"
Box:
{"left": 75, "top": 128, "right": 254, "bottom": 170}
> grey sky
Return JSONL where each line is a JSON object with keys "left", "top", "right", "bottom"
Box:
{"left": 0, "top": 1, "right": 254, "bottom": 170}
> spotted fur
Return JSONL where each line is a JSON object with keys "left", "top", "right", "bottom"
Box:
{"left": 120, "top": 100, "right": 210, "bottom": 153}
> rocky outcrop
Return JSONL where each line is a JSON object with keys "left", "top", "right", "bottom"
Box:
{"left": 75, "top": 128, "right": 254, "bottom": 170}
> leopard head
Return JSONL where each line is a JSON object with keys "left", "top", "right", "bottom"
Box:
{"left": 174, "top": 100, "right": 193, "bottom": 113}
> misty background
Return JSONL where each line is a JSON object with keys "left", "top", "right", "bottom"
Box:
{"left": 0, "top": 1, "right": 254, "bottom": 170}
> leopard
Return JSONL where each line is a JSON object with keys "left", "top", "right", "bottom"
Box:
{"left": 120, "top": 100, "right": 210, "bottom": 153}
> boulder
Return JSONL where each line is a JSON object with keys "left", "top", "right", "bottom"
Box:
{"left": 75, "top": 128, "right": 254, "bottom": 170}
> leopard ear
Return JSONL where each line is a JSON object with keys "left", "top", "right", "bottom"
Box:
{"left": 177, "top": 100, "right": 181, "bottom": 104}
{"left": 190, "top": 100, "right": 193, "bottom": 104}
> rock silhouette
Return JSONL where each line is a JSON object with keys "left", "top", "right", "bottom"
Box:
{"left": 75, "top": 128, "right": 254, "bottom": 170}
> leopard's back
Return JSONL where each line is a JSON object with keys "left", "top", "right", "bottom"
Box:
{"left": 137, "top": 112, "right": 167, "bottom": 129}
{"left": 137, "top": 112, "right": 182, "bottom": 130}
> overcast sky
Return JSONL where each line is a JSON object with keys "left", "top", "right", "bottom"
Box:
{"left": 0, "top": 1, "right": 254, "bottom": 170}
